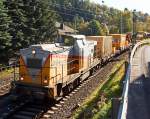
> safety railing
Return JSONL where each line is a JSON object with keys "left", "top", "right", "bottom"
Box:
{"left": 117, "top": 64, "right": 130, "bottom": 119}
{"left": 117, "top": 39, "right": 150, "bottom": 119}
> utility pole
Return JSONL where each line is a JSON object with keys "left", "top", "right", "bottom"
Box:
{"left": 120, "top": 11, "right": 123, "bottom": 34}
{"left": 132, "top": 9, "right": 136, "bottom": 46}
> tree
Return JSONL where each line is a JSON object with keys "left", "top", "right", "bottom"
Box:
{"left": 79, "top": 22, "right": 89, "bottom": 35}
{"left": 22, "top": 0, "right": 57, "bottom": 44}
{"left": 5, "top": 0, "right": 27, "bottom": 51}
{"left": 88, "top": 20, "right": 102, "bottom": 35}
{"left": 5, "top": 0, "right": 57, "bottom": 50}
{"left": 109, "top": 25, "right": 119, "bottom": 34}
{"left": 0, "top": 0, "right": 11, "bottom": 59}
{"left": 136, "top": 22, "right": 144, "bottom": 32}
{"left": 101, "top": 23, "right": 109, "bottom": 35}
{"left": 122, "top": 9, "right": 132, "bottom": 33}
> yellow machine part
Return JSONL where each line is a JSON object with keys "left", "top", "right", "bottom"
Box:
{"left": 112, "top": 47, "right": 116, "bottom": 54}
{"left": 19, "top": 56, "right": 32, "bottom": 83}
{"left": 19, "top": 56, "right": 50, "bottom": 86}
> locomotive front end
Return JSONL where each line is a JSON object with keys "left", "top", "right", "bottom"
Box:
{"left": 13, "top": 45, "right": 52, "bottom": 99}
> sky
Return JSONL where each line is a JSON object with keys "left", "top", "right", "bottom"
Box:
{"left": 90, "top": 0, "right": 150, "bottom": 14}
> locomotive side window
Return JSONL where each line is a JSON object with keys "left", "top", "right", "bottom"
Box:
{"left": 27, "top": 58, "right": 42, "bottom": 68}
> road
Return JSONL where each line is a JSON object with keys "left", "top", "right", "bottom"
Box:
{"left": 127, "top": 45, "right": 150, "bottom": 119}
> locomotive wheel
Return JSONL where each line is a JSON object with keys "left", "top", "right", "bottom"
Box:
{"left": 68, "top": 83, "right": 73, "bottom": 92}
{"left": 57, "top": 83, "right": 63, "bottom": 96}
{"left": 73, "top": 78, "right": 80, "bottom": 88}
{"left": 62, "top": 87, "right": 68, "bottom": 96}
{"left": 62, "top": 83, "right": 73, "bottom": 96}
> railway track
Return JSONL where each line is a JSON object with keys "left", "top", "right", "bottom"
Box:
{"left": 0, "top": 78, "right": 12, "bottom": 96}
{"left": 7, "top": 101, "right": 48, "bottom": 119}
{"left": 0, "top": 65, "right": 18, "bottom": 96}
{"left": 0, "top": 51, "right": 129, "bottom": 119}
{"left": 0, "top": 83, "right": 11, "bottom": 96}
{"left": 41, "top": 51, "right": 129, "bottom": 119}
{"left": 0, "top": 97, "right": 54, "bottom": 119}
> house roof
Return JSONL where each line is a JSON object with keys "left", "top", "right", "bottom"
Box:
{"left": 56, "top": 22, "right": 78, "bottom": 35}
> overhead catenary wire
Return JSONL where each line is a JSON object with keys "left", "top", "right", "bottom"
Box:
{"left": 48, "top": 2, "right": 96, "bottom": 15}
{"left": 48, "top": 2, "right": 129, "bottom": 23}
{"left": 48, "top": 2, "right": 109, "bottom": 18}
{"left": 49, "top": 3, "right": 130, "bottom": 33}
{"left": 48, "top": 4, "right": 109, "bottom": 22}
{"left": 48, "top": 9, "right": 92, "bottom": 20}
{"left": 49, "top": 8, "right": 130, "bottom": 25}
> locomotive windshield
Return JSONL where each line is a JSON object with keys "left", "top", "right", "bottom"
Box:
{"left": 27, "top": 58, "right": 42, "bottom": 69}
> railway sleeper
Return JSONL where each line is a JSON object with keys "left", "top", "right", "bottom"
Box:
{"left": 9, "top": 102, "right": 47, "bottom": 119}
{"left": 12, "top": 115, "right": 33, "bottom": 119}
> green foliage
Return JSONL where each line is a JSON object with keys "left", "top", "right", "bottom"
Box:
{"left": 92, "top": 101, "right": 111, "bottom": 119}
{"left": 88, "top": 20, "right": 102, "bottom": 35}
{"left": 5, "top": 0, "right": 57, "bottom": 55}
{"left": 79, "top": 20, "right": 105, "bottom": 35}
{"left": 1, "top": 0, "right": 150, "bottom": 63}
{"left": 5, "top": 0, "right": 25, "bottom": 51}
{"left": 73, "top": 61, "right": 125, "bottom": 119}
{"left": 122, "top": 9, "right": 132, "bottom": 33}
{"left": 92, "top": 64, "right": 125, "bottom": 119}
{"left": 0, "top": 0, "right": 11, "bottom": 59}
{"left": 51, "top": 1, "right": 139, "bottom": 35}
{"left": 22, "top": 0, "right": 57, "bottom": 44}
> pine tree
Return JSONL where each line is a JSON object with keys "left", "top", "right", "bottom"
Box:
{"left": 22, "top": 0, "right": 57, "bottom": 44}
{"left": 6, "top": 0, "right": 57, "bottom": 50}
{"left": 5, "top": 0, "right": 25, "bottom": 50}
{"left": 0, "top": 0, "right": 11, "bottom": 59}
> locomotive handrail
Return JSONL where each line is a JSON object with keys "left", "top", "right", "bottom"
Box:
{"left": 16, "top": 59, "right": 78, "bottom": 85}
{"left": 118, "top": 39, "right": 150, "bottom": 119}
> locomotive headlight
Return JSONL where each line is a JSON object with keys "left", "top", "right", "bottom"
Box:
{"left": 44, "top": 76, "right": 48, "bottom": 83}
{"left": 32, "top": 50, "right": 36, "bottom": 55}
{"left": 44, "top": 80, "right": 48, "bottom": 83}
{"left": 20, "top": 77, "right": 24, "bottom": 81}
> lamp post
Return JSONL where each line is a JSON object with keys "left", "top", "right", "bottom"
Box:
{"left": 120, "top": 11, "right": 123, "bottom": 34}
{"left": 132, "top": 9, "right": 136, "bottom": 45}
{"left": 101, "top": 0, "right": 105, "bottom": 22}
{"left": 101, "top": 0, "right": 109, "bottom": 35}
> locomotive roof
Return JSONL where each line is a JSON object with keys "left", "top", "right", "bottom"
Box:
{"left": 67, "top": 34, "right": 86, "bottom": 39}
{"left": 21, "top": 35, "right": 91, "bottom": 54}
{"left": 30, "top": 43, "right": 72, "bottom": 54}
{"left": 109, "top": 34, "right": 126, "bottom": 36}
{"left": 86, "top": 36, "right": 112, "bottom": 37}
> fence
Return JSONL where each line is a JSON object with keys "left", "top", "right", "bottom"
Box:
{"left": 117, "top": 39, "right": 150, "bottom": 119}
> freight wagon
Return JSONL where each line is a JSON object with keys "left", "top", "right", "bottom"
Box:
{"left": 86, "top": 36, "right": 112, "bottom": 61}
{"left": 110, "top": 34, "right": 127, "bottom": 53}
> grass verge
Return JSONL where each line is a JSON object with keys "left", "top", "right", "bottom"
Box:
{"left": 0, "top": 68, "right": 14, "bottom": 80}
{"left": 73, "top": 60, "right": 126, "bottom": 119}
